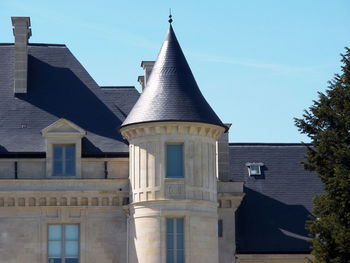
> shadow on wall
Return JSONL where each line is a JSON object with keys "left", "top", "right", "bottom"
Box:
{"left": 16, "top": 56, "right": 124, "bottom": 142}
{"left": 236, "top": 187, "right": 313, "bottom": 253}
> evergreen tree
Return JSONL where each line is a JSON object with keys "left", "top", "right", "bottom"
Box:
{"left": 295, "top": 47, "right": 350, "bottom": 263}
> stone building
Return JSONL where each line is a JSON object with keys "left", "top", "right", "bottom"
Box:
{"left": 0, "top": 17, "right": 323, "bottom": 263}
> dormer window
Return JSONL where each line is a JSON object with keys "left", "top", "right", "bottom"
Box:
{"left": 41, "top": 118, "right": 86, "bottom": 178}
{"left": 53, "top": 145, "right": 75, "bottom": 176}
{"left": 246, "top": 162, "right": 264, "bottom": 176}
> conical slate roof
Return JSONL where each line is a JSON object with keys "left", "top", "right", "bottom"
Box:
{"left": 121, "top": 24, "right": 225, "bottom": 129}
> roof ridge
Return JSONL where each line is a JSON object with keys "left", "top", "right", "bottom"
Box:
{"left": 100, "top": 86, "right": 135, "bottom": 89}
{"left": 28, "top": 43, "right": 66, "bottom": 47}
{"left": 229, "top": 142, "right": 311, "bottom": 146}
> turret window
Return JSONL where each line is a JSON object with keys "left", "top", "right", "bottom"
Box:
{"left": 166, "top": 218, "right": 184, "bottom": 263}
{"left": 166, "top": 144, "right": 184, "bottom": 178}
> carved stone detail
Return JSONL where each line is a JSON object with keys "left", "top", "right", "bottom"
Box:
{"left": 165, "top": 183, "right": 185, "bottom": 199}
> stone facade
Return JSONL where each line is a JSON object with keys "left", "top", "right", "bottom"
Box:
{"left": 0, "top": 179, "right": 128, "bottom": 263}
{"left": 0, "top": 129, "right": 246, "bottom": 263}
{"left": 0, "top": 16, "right": 315, "bottom": 263}
{"left": 121, "top": 121, "right": 227, "bottom": 263}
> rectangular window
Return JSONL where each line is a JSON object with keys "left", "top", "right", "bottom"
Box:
{"left": 53, "top": 145, "right": 75, "bottom": 176}
{"left": 218, "top": 219, "right": 223, "bottom": 237}
{"left": 166, "top": 144, "right": 183, "bottom": 178}
{"left": 48, "top": 224, "right": 79, "bottom": 263}
{"left": 166, "top": 218, "right": 184, "bottom": 263}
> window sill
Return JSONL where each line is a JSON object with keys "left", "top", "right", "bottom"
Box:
{"left": 164, "top": 177, "right": 185, "bottom": 182}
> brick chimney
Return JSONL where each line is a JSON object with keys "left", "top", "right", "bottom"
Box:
{"left": 12, "top": 17, "right": 31, "bottom": 94}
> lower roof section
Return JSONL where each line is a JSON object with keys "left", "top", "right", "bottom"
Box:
{"left": 229, "top": 143, "right": 323, "bottom": 253}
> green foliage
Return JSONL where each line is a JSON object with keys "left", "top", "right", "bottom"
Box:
{"left": 295, "top": 47, "right": 350, "bottom": 263}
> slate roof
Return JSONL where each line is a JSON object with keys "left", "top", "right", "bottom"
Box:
{"left": 229, "top": 143, "right": 323, "bottom": 253}
{"left": 0, "top": 44, "right": 140, "bottom": 155}
{"left": 121, "top": 25, "right": 225, "bottom": 129}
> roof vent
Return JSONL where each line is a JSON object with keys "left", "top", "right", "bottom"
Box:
{"left": 12, "top": 17, "right": 31, "bottom": 94}
{"left": 246, "top": 162, "right": 264, "bottom": 176}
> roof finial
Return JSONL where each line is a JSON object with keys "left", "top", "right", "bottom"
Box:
{"left": 168, "top": 8, "right": 173, "bottom": 24}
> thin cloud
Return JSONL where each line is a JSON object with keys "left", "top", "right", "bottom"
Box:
{"left": 188, "top": 50, "right": 336, "bottom": 75}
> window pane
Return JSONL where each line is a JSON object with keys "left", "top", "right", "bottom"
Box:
{"left": 53, "top": 160, "right": 63, "bottom": 175}
{"left": 177, "top": 249, "right": 185, "bottom": 263}
{"left": 166, "top": 145, "right": 183, "bottom": 178}
{"left": 65, "top": 160, "right": 75, "bottom": 175}
{"left": 167, "top": 234, "right": 174, "bottom": 249}
{"left": 65, "top": 241, "right": 79, "bottom": 257}
{"left": 48, "top": 241, "right": 61, "bottom": 257}
{"left": 53, "top": 146, "right": 63, "bottom": 160}
{"left": 65, "top": 225, "right": 79, "bottom": 240}
{"left": 218, "top": 220, "right": 223, "bottom": 237}
{"left": 48, "top": 259, "right": 62, "bottom": 263}
{"left": 250, "top": 165, "right": 260, "bottom": 175}
{"left": 176, "top": 218, "right": 184, "bottom": 233}
{"left": 166, "top": 250, "right": 174, "bottom": 263}
{"left": 49, "top": 225, "right": 62, "bottom": 240}
{"left": 65, "top": 259, "right": 79, "bottom": 263}
{"left": 176, "top": 234, "right": 184, "bottom": 249}
{"left": 65, "top": 146, "right": 75, "bottom": 160}
{"left": 166, "top": 218, "right": 174, "bottom": 233}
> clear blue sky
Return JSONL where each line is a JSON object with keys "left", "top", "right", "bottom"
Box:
{"left": 1, "top": 0, "right": 349, "bottom": 143}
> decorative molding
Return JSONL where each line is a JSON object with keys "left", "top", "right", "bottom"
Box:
{"left": 165, "top": 183, "right": 185, "bottom": 199}
{"left": 41, "top": 118, "right": 86, "bottom": 138}
{"left": 120, "top": 122, "right": 225, "bottom": 141}
{"left": 0, "top": 194, "right": 128, "bottom": 208}
{"left": 218, "top": 193, "right": 245, "bottom": 211}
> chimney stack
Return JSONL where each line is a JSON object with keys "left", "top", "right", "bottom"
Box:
{"left": 140, "top": 61, "right": 155, "bottom": 90}
{"left": 137, "top": 75, "right": 145, "bottom": 91}
{"left": 12, "top": 17, "right": 31, "bottom": 94}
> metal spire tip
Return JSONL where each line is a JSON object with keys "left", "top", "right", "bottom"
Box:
{"left": 168, "top": 8, "right": 173, "bottom": 23}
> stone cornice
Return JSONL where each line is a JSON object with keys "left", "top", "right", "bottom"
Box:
{"left": 120, "top": 121, "right": 225, "bottom": 141}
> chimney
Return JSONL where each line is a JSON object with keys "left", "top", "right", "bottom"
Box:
{"left": 137, "top": 75, "right": 145, "bottom": 91}
{"left": 140, "top": 61, "right": 155, "bottom": 89}
{"left": 218, "top": 123, "right": 232, "bottom": 181}
{"left": 12, "top": 17, "right": 31, "bottom": 94}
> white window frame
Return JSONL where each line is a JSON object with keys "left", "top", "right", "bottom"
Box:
{"left": 245, "top": 162, "right": 264, "bottom": 176}
{"left": 41, "top": 118, "right": 86, "bottom": 178}
{"left": 48, "top": 224, "right": 80, "bottom": 263}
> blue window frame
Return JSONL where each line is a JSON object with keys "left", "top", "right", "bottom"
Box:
{"left": 166, "top": 144, "right": 183, "bottom": 178}
{"left": 53, "top": 145, "right": 75, "bottom": 176}
{"left": 166, "top": 218, "right": 184, "bottom": 263}
{"left": 48, "top": 224, "right": 79, "bottom": 263}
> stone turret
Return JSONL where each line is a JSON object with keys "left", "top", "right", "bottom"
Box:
{"left": 121, "top": 20, "right": 225, "bottom": 263}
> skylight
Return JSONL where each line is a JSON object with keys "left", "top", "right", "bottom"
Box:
{"left": 245, "top": 162, "right": 264, "bottom": 176}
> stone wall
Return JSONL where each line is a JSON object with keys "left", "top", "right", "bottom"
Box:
{"left": 0, "top": 158, "right": 128, "bottom": 179}
{"left": 0, "top": 179, "right": 129, "bottom": 263}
